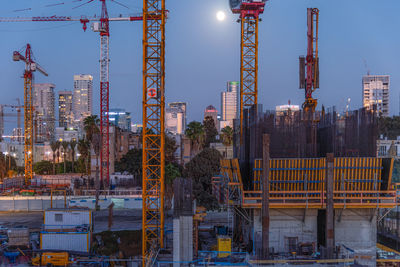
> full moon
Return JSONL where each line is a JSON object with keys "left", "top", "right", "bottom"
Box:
{"left": 216, "top": 11, "right": 226, "bottom": 21}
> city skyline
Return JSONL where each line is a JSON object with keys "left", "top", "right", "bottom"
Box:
{"left": 1, "top": 0, "right": 400, "bottom": 126}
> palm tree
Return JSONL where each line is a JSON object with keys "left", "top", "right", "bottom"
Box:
{"left": 83, "top": 115, "right": 100, "bottom": 210}
{"left": 61, "top": 141, "right": 69, "bottom": 173}
{"left": 185, "top": 121, "right": 205, "bottom": 157}
{"left": 78, "top": 139, "right": 90, "bottom": 175}
{"left": 220, "top": 126, "right": 233, "bottom": 158}
{"left": 70, "top": 139, "right": 78, "bottom": 173}
{"left": 50, "top": 141, "right": 59, "bottom": 174}
{"left": 84, "top": 115, "right": 100, "bottom": 144}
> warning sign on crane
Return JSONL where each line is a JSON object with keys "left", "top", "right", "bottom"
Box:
{"left": 147, "top": 88, "right": 157, "bottom": 99}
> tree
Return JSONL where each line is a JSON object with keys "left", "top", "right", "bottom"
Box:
{"left": 115, "top": 148, "right": 142, "bottom": 183}
{"left": 70, "top": 139, "right": 78, "bottom": 173}
{"left": 84, "top": 115, "right": 100, "bottom": 144}
{"left": 34, "top": 161, "right": 53, "bottom": 175}
{"left": 165, "top": 135, "right": 178, "bottom": 164}
{"left": 220, "top": 126, "right": 233, "bottom": 157}
{"left": 83, "top": 115, "right": 100, "bottom": 181}
{"left": 61, "top": 141, "right": 69, "bottom": 173}
{"left": 78, "top": 139, "right": 90, "bottom": 175}
{"left": 203, "top": 116, "right": 218, "bottom": 148}
{"left": 379, "top": 116, "right": 400, "bottom": 139}
{"left": 50, "top": 141, "right": 59, "bottom": 174}
{"left": 183, "top": 148, "right": 221, "bottom": 210}
{"left": 185, "top": 121, "right": 205, "bottom": 157}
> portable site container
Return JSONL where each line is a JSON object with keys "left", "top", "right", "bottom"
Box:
{"left": 44, "top": 209, "right": 92, "bottom": 231}
{"left": 40, "top": 232, "right": 91, "bottom": 253}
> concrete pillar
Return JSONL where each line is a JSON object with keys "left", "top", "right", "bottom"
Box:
{"left": 325, "top": 153, "right": 334, "bottom": 259}
{"left": 262, "top": 134, "right": 270, "bottom": 259}
{"left": 173, "top": 178, "right": 193, "bottom": 266}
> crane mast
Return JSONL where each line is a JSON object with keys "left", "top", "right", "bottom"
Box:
{"left": 13, "top": 44, "right": 48, "bottom": 185}
{"left": 300, "top": 8, "right": 319, "bottom": 112}
{"left": 231, "top": 0, "right": 266, "bottom": 144}
{"left": 99, "top": 0, "right": 110, "bottom": 187}
{"left": 142, "top": 0, "right": 165, "bottom": 265}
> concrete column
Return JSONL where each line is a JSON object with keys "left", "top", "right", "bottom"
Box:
{"left": 262, "top": 134, "right": 270, "bottom": 259}
{"left": 173, "top": 219, "right": 181, "bottom": 267}
{"left": 325, "top": 153, "right": 334, "bottom": 259}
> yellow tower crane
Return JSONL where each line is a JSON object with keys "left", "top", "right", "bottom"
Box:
{"left": 142, "top": 0, "right": 166, "bottom": 265}
{"left": 230, "top": 0, "right": 267, "bottom": 143}
{"left": 13, "top": 44, "right": 48, "bottom": 185}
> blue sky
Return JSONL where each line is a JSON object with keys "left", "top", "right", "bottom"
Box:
{"left": 0, "top": 0, "right": 400, "bottom": 133}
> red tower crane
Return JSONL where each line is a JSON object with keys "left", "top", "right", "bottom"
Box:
{"left": 299, "top": 8, "right": 319, "bottom": 113}
{"left": 0, "top": 2, "right": 145, "bottom": 185}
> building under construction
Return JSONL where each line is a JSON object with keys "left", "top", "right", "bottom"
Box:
{"left": 219, "top": 106, "right": 396, "bottom": 265}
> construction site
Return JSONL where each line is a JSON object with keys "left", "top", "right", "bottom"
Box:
{"left": 0, "top": 0, "right": 399, "bottom": 266}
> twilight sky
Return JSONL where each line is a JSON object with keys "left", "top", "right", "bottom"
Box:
{"left": 0, "top": 0, "right": 400, "bottom": 133}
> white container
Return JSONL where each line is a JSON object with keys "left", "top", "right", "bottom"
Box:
{"left": 40, "top": 232, "right": 90, "bottom": 252}
{"left": 44, "top": 209, "right": 92, "bottom": 230}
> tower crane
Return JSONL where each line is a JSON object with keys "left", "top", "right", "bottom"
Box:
{"left": 142, "top": 0, "right": 166, "bottom": 265}
{"left": 299, "top": 8, "right": 319, "bottom": 113}
{"left": 0, "top": 1, "right": 147, "bottom": 185}
{"left": 229, "top": 0, "right": 267, "bottom": 143}
{"left": 13, "top": 44, "right": 48, "bottom": 185}
{"left": 1, "top": 98, "right": 23, "bottom": 143}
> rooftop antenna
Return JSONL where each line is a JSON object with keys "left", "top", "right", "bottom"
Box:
{"left": 363, "top": 59, "right": 370, "bottom": 76}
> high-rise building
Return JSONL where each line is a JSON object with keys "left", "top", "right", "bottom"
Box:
{"left": 73, "top": 74, "right": 93, "bottom": 122}
{"left": 108, "top": 108, "right": 132, "bottom": 131}
{"left": 362, "top": 75, "right": 389, "bottom": 117}
{"left": 58, "top": 91, "right": 73, "bottom": 128}
{"left": 220, "top": 81, "right": 239, "bottom": 129}
{"left": 221, "top": 81, "right": 238, "bottom": 121}
{"left": 168, "top": 102, "right": 187, "bottom": 130}
{"left": 166, "top": 106, "right": 185, "bottom": 135}
{"left": 33, "top": 83, "right": 56, "bottom": 142}
{"left": 204, "top": 105, "right": 219, "bottom": 131}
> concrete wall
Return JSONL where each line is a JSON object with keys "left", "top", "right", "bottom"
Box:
{"left": 173, "top": 216, "right": 193, "bottom": 267}
{"left": 251, "top": 208, "right": 376, "bottom": 265}
{"left": 335, "top": 209, "right": 376, "bottom": 266}
{"left": 253, "top": 209, "right": 318, "bottom": 254}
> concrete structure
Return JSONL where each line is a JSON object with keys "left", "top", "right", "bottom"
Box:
{"left": 0, "top": 141, "right": 52, "bottom": 166}
{"left": 73, "top": 74, "right": 93, "bottom": 122}
{"left": 275, "top": 104, "right": 300, "bottom": 116}
{"left": 131, "top": 123, "right": 143, "bottom": 134}
{"left": 169, "top": 102, "right": 187, "bottom": 130}
{"left": 210, "top": 142, "right": 233, "bottom": 159}
{"left": 362, "top": 75, "right": 390, "bottom": 117}
{"left": 252, "top": 209, "right": 375, "bottom": 263}
{"left": 173, "top": 178, "right": 193, "bottom": 267}
{"left": 221, "top": 81, "right": 238, "bottom": 124}
{"left": 90, "top": 126, "right": 137, "bottom": 176}
{"left": 166, "top": 106, "right": 185, "bottom": 135}
{"left": 33, "top": 83, "right": 56, "bottom": 142}
{"left": 58, "top": 91, "right": 73, "bottom": 128}
{"left": 108, "top": 108, "right": 131, "bottom": 131}
{"left": 204, "top": 105, "right": 219, "bottom": 131}
{"left": 55, "top": 127, "right": 79, "bottom": 142}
